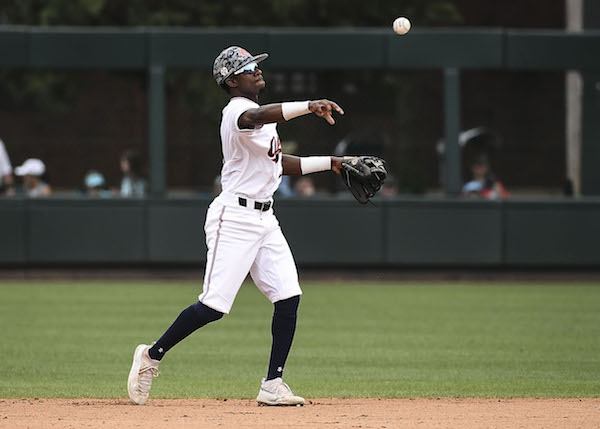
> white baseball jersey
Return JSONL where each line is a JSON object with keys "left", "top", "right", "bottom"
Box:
{"left": 199, "top": 96, "right": 301, "bottom": 314}
{"left": 219, "top": 97, "right": 283, "bottom": 200}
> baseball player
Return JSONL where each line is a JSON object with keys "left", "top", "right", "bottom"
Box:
{"left": 128, "top": 46, "right": 345, "bottom": 406}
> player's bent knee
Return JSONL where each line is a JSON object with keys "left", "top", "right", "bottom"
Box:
{"left": 274, "top": 295, "right": 300, "bottom": 317}
{"left": 193, "top": 301, "right": 224, "bottom": 323}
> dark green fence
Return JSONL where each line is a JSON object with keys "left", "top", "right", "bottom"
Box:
{"left": 3, "top": 198, "right": 600, "bottom": 266}
{"left": 2, "top": 27, "right": 600, "bottom": 195}
{"left": 2, "top": 27, "right": 600, "bottom": 70}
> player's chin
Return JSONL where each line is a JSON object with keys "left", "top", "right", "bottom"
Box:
{"left": 256, "top": 79, "right": 266, "bottom": 89}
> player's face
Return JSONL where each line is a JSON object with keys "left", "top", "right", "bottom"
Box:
{"left": 232, "top": 62, "right": 265, "bottom": 96}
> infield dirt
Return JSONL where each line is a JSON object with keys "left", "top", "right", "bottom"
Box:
{"left": 1, "top": 398, "right": 598, "bottom": 429}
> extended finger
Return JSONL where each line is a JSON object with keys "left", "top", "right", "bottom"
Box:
{"left": 330, "top": 101, "right": 344, "bottom": 115}
{"left": 324, "top": 113, "right": 335, "bottom": 125}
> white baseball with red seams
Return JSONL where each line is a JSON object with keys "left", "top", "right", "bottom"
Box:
{"left": 198, "top": 97, "right": 302, "bottom": 314}
{"left": 393, "top": 17, "right": 411, "bottom": 35}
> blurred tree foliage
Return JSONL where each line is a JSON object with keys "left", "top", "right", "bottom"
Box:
{"left": 0, "top": 70, "right": 76, "bottom": 113}
{"left": 0, "top": 0, "right": 461, "bottom": 111}
{"left": 0, "top": 0, "right": 462, "bottom": 27}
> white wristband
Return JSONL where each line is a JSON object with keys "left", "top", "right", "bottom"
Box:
{"left": 300, "top": 156, "right": 331, "bottom": 175}
{"left": 281, "top": 101, "right": 311, "bottom": 121}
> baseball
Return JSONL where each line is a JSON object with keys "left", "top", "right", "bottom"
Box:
{"left": 393, "top": 17, "right": 411, "bottom": 35}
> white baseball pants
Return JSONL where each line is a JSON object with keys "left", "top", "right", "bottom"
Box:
{"left": 198, "top": 193, "right": 302, "bottom": 314}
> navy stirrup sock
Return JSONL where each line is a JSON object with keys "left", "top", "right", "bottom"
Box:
{"left": 267, "top": 295, "right": 300, "bottom": 380}
{"left": 148, "top": 301, "right": 223, "bottom": 361}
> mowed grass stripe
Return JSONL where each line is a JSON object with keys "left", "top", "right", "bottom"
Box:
{"left": 0, "top": 281, "right": 598, "bottom": 398}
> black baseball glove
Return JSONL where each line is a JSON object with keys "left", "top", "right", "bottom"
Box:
{"left": 340, "top": 156, "right": 387, "bottom": 204}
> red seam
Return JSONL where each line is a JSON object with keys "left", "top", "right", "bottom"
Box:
{"left": 205, "top": 206, "right": 226, "bottom": 292}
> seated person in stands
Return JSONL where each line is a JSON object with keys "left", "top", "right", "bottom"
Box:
{"left": 120, "top": 150, "right": 146, "bottom": 197}
{"left": 381, "top": 174, "right": 398, "bottom": 197}
{"left": 83, "top": 170, "right": 112, "bottom": 198}
{"left": 462, "top": 155, "right": 508, "bottom": 200}
{"left": 14, "top": 158, "right": 51, "bottom": 198}
{"left": 294, "top": 176, "right": 316, "bottom": 197}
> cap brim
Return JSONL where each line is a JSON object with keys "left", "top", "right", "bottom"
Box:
{"left": 251, "top": 53, "right": 268, "bottom": 64}
{"left": 231, "top": 53, "right": 269, "bottom": 75}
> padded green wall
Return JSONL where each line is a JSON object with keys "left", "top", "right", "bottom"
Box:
{"left": 2, "top": 198, "right": 600, "bottom": 266}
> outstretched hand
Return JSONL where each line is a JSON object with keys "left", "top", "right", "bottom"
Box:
{"left": 309, "top": 100, "right": 344, "bottom": 125}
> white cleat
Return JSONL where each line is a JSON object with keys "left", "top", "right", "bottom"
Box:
{"left": 256, "top": 377, "right": 306, "bottom": 406}
{"left": 127, "top": 344, "right": 160, "bottom": 405}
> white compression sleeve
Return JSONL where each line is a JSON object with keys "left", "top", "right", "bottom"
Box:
{"left": 300, "top": 156, "right": 331, "bottom": 175}
{"left": 281, "top": 101, "right": 311, "bottom": 121}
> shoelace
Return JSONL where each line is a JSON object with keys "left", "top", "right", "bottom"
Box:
{"left": 137, "top": 365, "right": 159, "bottom": 394}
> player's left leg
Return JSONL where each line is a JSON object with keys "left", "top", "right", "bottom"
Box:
{"left": 251, "top": 224, "right": 305, "bottom": 405}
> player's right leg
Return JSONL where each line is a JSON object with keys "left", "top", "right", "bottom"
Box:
{"left": 127, "top": 201, "right": 262, "bottom": 404}
{"left": 127, "top": 301, "right": 223, "bottom": 405}
{"left": 197, "top": 202, "right": 265, "bottom": 314}
{"left": 127, "top": 344, "right": 159, "bottom": 405}
{"left": 127, "top": 301, "right": 224, "bottom": 405}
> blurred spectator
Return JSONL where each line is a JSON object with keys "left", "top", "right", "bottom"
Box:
{"left": 462, "top": 180, "right": 483, "bottom": 199}
{"left": 277, "top": 140, "right": 297, "bottom": 198}
{"left": 120, "top": 150, "right": 146, "bottom": 197}
{"left": 381, "top": 174, "right": 398, "bottom": 197}
{"left": 83, "top": 170, "right": 112, "bottom": 198}
{"left": 294, "top": 176, "right": 316, "bottom": 197}
{"left": 0, "top": 139, "right": 15, "bottom": 196}
{"left": 276, "top": 176, "right": 295, "bottom": 198}
{"left": 461, "top": 155, "right": 509, "bottom": 200}
{"left": 213, "top": 174, "right": 222, "bottom": 195}
{"left": 563, "top": 178, "right": 574, "bottom": 197}
{"left": 14, "top": 158, "right": 51, "bottom": 197}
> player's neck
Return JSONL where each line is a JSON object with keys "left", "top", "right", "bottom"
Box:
{"left": 230, "top": 89, "right": 260, "bottom": 104}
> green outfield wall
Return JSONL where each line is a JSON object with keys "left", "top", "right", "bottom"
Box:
{"left": 2, "top": 198, "right": 600, "bottom": 267}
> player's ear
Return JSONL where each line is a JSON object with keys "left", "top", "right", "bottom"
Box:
{"left": 225, "top": 77, "right": 238, "bottom": 89}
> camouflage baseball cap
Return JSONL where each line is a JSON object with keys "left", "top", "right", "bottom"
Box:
{"left": 213, "top": 46, "right": 268, "bottom": 85}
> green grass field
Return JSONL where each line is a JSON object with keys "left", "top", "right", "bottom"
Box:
{"left": 1, "top": 280, "right": 599, "bottom": 399}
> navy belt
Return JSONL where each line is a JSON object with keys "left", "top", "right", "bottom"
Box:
{"left": 238, "top": 197, "right": 271, "bottom": 212}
